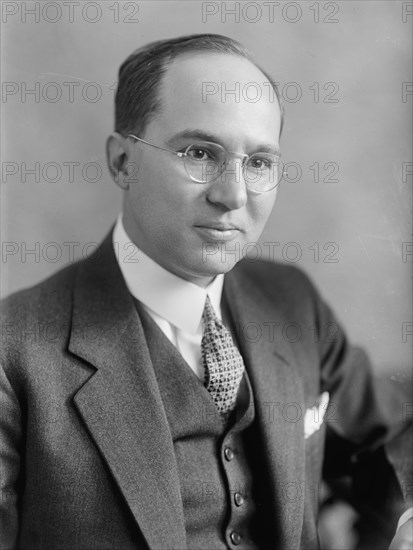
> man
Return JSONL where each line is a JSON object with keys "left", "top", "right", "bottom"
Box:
{"left": 0, "top": 34, "right": 411, "bottom": 549}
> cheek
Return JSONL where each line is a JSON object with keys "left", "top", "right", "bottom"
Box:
{"left": 131, "top": 164, "right": 175, "bottom": 210}
{"left": 130, "top": 171, "right": 200, "bottom": 231}
{"left": 247, "top": 194, "right": 277, "bottom": 230}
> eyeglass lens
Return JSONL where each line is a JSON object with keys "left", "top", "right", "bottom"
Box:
{"left": 183, "top": 142, "right": 282, "bottom": 191}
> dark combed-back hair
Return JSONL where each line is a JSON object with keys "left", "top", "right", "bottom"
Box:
{"left": 115, "top": 33, "right": 284, "bottom": 137}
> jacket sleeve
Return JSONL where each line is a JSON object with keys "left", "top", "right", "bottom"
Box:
{"left": 311, "top": 288, "right": 412, "bottom": 508}
{"left": 0, "top": 361, "right": 22, "bottom": 550}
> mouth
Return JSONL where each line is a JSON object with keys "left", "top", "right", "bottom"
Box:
{"left": 194, "top": 223, "right": 241, "bottom": 241}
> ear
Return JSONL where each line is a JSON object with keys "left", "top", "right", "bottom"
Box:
{"left": 106, "top": 132, "right": 135, "bottom": 190}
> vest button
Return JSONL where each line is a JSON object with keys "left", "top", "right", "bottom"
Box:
{"left": 224, "top": 447, "right": 234, "bottom": 461}
{"left": 230, "top": 531, "right": 242, "bottom": 545}
{"left": 234, "top": 492, "right": 244, "bottom": 506}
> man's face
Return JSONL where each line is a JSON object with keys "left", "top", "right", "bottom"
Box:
{"left": 122, "top": 52, "right": 282, "bottom": 286}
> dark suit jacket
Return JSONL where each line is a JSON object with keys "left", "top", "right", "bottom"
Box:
{"left": 0, "top": 229, "right": 411, "bottom": 550}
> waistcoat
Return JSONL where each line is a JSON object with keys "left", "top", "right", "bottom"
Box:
{"left": 135, "top": 301, "right": 274, "bottom": 549}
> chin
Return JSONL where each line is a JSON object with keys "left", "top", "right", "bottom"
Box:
{"left": 192, "top": 257, "right": 239, "bottom": 278}
{"left": 195, "top": 242, "right": 245, "bottom": 271}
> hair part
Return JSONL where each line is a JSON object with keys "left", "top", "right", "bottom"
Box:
{"left": 115, "top": 33, "right": 284, "bottom": 138}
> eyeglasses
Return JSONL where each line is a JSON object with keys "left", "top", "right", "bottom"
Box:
{"left": 127, "top": 134, "right": 285, "bottom": 193}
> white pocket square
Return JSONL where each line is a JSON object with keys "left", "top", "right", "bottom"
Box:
{"left": 304, "top": 391, "right": 330, "bottom": 439}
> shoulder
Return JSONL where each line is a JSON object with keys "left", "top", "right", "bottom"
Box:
{"left": 1, "top": 228, "right": 114, "bottom": 329}
{"left": 0, "top": 260, "right": 84, "bottom": 386}
{"left": 1, "top": 260, "right": 79, "bottom": 328}
{"left": 231, "top": 258, "right": 320, "bottom": 305}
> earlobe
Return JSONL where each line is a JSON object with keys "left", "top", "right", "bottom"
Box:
{"left": 106, "top": 132, "right": 133, "bottom": 190}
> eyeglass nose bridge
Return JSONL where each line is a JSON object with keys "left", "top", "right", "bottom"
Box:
{"left": 213, "top": 150, "right": 250, "bottom": 182}
{"left": 221, "top": 150, "right": 250, "bottom": 169}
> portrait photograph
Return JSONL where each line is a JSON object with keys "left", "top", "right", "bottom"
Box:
{"left": 1, "top": 1, "right": 412, "bottom": 549}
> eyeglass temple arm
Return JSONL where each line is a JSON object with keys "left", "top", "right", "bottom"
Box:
{"left": 127, "top": 134, "right": 185, "bottom": 158}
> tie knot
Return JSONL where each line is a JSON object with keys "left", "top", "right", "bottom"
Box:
{"left": 202, "top": 295, "right": 221, "bottom": 332}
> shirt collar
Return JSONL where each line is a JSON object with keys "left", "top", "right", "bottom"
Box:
{"left": 113, "top": 214, "right": 224, "bottom": 334}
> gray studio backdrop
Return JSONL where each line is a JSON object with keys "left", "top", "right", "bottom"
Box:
{"left": 1, "top": 1, "right": 412, "bottom": 375}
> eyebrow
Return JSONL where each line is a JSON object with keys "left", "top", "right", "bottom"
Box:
{"left": 165, "top": 129, "right": 281, "bottom": 156}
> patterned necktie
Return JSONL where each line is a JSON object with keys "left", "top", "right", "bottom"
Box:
{"left": 201, "top": 296, "right": 245, "bottom": 415}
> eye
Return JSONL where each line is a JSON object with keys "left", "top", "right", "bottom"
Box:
{"left": 187, "top": 148, "right": 208, "bottom": 160}
{"left": 186, "top": 145, "right": 217, "bottom": 162}
{"left": 248, "top": 156, "right": 272, "bottom": 170}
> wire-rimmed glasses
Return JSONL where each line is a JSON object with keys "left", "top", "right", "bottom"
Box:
{"left": 127, "top": 134, "right": 284, "bottom": 193}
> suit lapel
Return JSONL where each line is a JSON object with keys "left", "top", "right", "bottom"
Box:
{"left": 68, "top": 231, "right": 187, "bottom": 550}
{"left": 224, "top": 265, "right": 306, "bottom": 550}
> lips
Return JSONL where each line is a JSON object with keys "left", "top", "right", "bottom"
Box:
{"left": 194, "top": 223, "right": 241, "bottom": 242}
{"left": 195, "top": 222, "right": 241, "bottom": 231}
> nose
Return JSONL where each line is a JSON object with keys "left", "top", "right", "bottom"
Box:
{"left": 206, "top": 158, "right": 248, "bottom": 210}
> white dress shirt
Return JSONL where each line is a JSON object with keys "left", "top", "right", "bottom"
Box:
{"left": 112, "top": 214, "right": 224, "bottom": 379}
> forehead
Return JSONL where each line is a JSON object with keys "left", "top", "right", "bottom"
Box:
{"left": 149, "top": 52, "right": 281, "bottom": 148}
